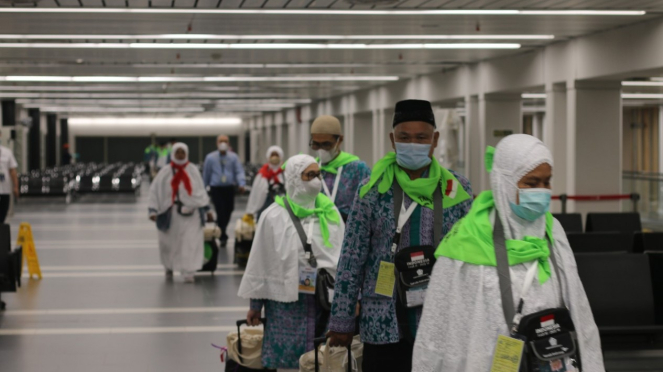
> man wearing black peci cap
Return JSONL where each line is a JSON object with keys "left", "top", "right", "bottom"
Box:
{"left": 326, "top": 99, "right": 474, "bottom": 371}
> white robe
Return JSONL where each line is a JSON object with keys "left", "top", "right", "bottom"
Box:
{"left": 148, "top": 163, "right": 210, "bottom": 273}
{"left": 246, "top": 173, "right": 284, "bottom": 216}
{"left": 237, "top": 202, "right": 344, "bottom": 303}
{"left": 412, "top": 218, "right": 605, "bottom": 372}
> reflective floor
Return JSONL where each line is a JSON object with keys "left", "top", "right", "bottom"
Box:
{"left": 0, "top": 185, "right": 247, "bottom": 372}
{"left": 0, "top": 185, "right": 662, "bottom": 371}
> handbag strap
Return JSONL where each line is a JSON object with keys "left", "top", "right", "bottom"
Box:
{"left": 314, "top": 337, "right": 352, "bottom": 372}
{"left": 284, "top": 199, "right": 317, "bottom": 268}
{"left": 494, "top": 210, "right": 566, "bottom": 329}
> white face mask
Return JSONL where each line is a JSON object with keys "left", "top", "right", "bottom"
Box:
{"left": 218, "top": 142, "right": 229, "bottom": 152}
{"left": 303, "top": 177, "right": 322, "bottom": 196}
{"left": 172, "top": 157, "right": 188, "bottom": 165}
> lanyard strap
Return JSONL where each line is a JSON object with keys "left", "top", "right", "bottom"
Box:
{"left": 493, "top": 210, "right": 565, "bottom": 332}
{"left": 284, "top": 200, "right": 317, "bottom": 268}
{"left": 321, "top": 166, "right": 344, "bottom": 203}
{"left": 391, "top": 178, "right": 443, "bottom": 256}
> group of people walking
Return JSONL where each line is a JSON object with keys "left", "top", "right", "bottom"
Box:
{"left": 148, "top": 98, "right": 605, "bottom": 372}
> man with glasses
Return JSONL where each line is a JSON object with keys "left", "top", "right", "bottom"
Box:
{"left": 310, "top": 115, "right": 371, "bottom": 222}
{"left": 326, "top": 100, "right": 473, "bottom": 372}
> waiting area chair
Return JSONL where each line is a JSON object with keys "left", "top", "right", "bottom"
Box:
{"left": 553, "top": 213, "right": 583, "bottom": 233}
{"left": 566, "top": 232, "right": 634, "bottom": 253}
{"left": 585, "top": 212, "right": 642, "bottom": 233}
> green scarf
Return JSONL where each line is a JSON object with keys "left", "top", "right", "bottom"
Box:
{"left": 435, "top": 191, "right": 554, "bottom": 284}
{"left": 359, "top": 152, "right": 471, "bottom": 209}
{"left": 275, "top": 194, "right": 341, "bottom": 248}
{"left": 317, "top": 151, "right": 360, "bottom": 175}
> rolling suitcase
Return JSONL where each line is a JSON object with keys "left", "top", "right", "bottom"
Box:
{"left": 225, "top": 318, "right": 276, "bottom": 372}
{"left": 200, "top": 224, "right": 221, "bottom": 273}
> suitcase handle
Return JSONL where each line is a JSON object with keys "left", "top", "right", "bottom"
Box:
{"left": 235, "top": 318, "right": 267, "bottom": 364}
{"left": 313, "top": 336, "right": 352, "bottom": 372}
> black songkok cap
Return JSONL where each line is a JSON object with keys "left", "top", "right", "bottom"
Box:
{"left": 392, "top": 99, "right": 436, "bottom": 128}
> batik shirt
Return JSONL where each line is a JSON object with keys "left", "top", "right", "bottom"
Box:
{"left": 321, "top": 159, "right": 371, "bottom": 219}
{"left": 328, "top": 170, "right": 473, "bottom": 344}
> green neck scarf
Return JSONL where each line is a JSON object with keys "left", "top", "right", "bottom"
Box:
{"left": 359, "top": 152, "right": 471, "bottom": 209}
{"left": 317, "top": 151, "right": 360, "bottom": 175}
{"left": 435, "top": 191, "right": 554, "bottom": 284}
{"left": 275, "top": 193, "right": 341, "bottom": 248}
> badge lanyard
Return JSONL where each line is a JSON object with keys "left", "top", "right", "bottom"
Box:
{"left": 321, "top": 166, "right": 344, "bottom": 203}
{"left": 510, "top": 262, "right": 539, "bottom": 334}
{"left": 391, "top": 193, "right": 418, "bottom": 256}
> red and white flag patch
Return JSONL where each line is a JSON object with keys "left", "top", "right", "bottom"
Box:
{"left": 411, "top": 252, "right": 425, "bottom": 262}
{"left": 445, "top": 179, "right": 458, "bottom": 199}
{"left": 540, "top": 314, "right": 555, "bottom": 328}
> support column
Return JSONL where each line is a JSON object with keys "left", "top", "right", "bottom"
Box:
{"left": 288, "top": 121, "right": 297, "bottom": 158}
{"left": 46, "top": 113, "right": 57, "bottom": 168}
{"left": 27, "top": 108, "right": 40, "bottom": 171}
{"left": 372, "top": 110, "right": 380, "bottom": 166}
{"left": 567, "top": 81, "right": 623, "bottom": 214}
{"left": 544, "top": 83, "right": 569, "bottom": 210}
{"left": 478, "top": 93, "right": 522, "bottom": 191}
{"left": 465, "top": 95, "right": 481, "bottom": 189}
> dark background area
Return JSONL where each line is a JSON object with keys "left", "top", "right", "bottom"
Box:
{"left": 75, "top": 135, "right": 240, "bottom": 164}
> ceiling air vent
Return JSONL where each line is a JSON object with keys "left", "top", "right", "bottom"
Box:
{"left": 344, "top": 0, "right": 399, "bottom": 6}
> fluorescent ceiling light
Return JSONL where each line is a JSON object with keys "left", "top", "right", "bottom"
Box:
{"left": 37, "top": 107, "right": 205, "bottom": 113}
{"left": 0, "top": 93, "right": 298, "bottom": 99}
{"left": 0, "top": 34, "right": 554, "bottom": 41}
{"left": 0, "top": 9, "right": 645, "bottom": 15}
{"left": 622, "top": 94, "right": 663, "bottom": 99}
{"left": 0, "top": 43, "right": 521, "bottom": 50}
{"left": 622, "top": 81, "right": 663, "bottom": 87}
{"left": 18, "top": 99, "right": 310, "bottom": 105}
{"left": 0, "top": 85, "right": 248, "bottom": 92}
{"left": 1, "top": 76, "right": 399, "bottom": 83}
{"left": 521, "top": 93, "right": 547, "bottom": 99}
{"left": 69, "top": 117, "right": 242, "bottom": 127}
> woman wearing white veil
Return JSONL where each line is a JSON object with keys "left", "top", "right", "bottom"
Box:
{"left": 412, "top": 134, "right": 604, "bottom": 371}
{"left": 148, "top": 143, "right": 214, "bottom": 283}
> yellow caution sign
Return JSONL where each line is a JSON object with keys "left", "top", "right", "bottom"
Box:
{"left": 16, "top": 223, "right": 42, "bottom": 280}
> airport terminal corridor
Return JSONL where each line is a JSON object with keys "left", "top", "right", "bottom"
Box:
{"left": 0, "top": 187, "right": 248, "bottom": 372}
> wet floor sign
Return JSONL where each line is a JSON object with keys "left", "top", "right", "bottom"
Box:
{"left": 16, "top": 223, "right": 42, "bottom": 280}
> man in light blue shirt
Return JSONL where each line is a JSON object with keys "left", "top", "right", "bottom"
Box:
{"left": 203, "top": 135, "right": 246, "bottom": 247}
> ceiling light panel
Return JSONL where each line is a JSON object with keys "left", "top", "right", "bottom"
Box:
{"left": 0, "top": 9, "right": 645, "bottom": 15}
{"left": 69, "top": 117, "right": 242, "bottom": 127}
{"left": 0, "top": 76, "right": 400, "bottom": 83}
{"left": 0, "top": 43, "right": 521, "bottom": 50}
{"left": 0, "top": 34, "right": 554, "bottom": 41}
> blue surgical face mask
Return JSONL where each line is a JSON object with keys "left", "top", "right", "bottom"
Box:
{"left": 510, "top": 188, "right": 552, "bottom": 221}
{"left": 395, "top": 142, "right": 432, "bottom": 171}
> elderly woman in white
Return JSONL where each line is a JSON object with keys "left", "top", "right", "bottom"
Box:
{"left": 413, "top": 134, "right": 604, "bottom": 372}
{"left": 148, "top": 143, "right": 213, "bottom": 283}
{"left": 238, "top": 154, "right": 344, "bottom": 371}
{"left": 245, "top": 145, "right": 285, "bottom": 221}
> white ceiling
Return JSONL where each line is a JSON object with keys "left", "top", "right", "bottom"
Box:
{"left": 0, "top": 0, "right": 660, "bottom": 117}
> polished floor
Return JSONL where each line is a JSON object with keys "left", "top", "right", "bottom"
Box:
{"left": 1, "top": 185, "right": 663, "bottom": 371}
{"left": 0, "top": 185, "right": 248, "bottom": 372}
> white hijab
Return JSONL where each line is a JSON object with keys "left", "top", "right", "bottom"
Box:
{"left": 490, "top": 134, "right": 553, "bottom": 240}
{"left": 284, "top": 154, "right": 319, "bottom": 209}
{"left": 266, "top": 145, "right": 284, "bottom": 170}
{"left": 148, "top": 142, "right": 209, "bottom": 214}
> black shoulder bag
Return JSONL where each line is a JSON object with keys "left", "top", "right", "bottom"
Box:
{"left": 392, "top": 179, "right": 443, "bottom": 310}
{"left": 283, "top": 200, "right": 335, "bottom": 311}
{"left": 494, "top": 211, "right": 582, "bottom": 372}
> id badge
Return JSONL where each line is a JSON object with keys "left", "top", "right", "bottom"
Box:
{"left": 375, "top": 261, "right": 396, "bottom": 298}
{"left": 221, "top": 175, "right": 227, "bottom": 183}
{"left": 490, "top": 335, "right": 524, "bottom": 372}
{"left": 0, "top": 173, "right": 5, "bottom": 182}
{"left": 405, "top": 286, "right": 427, "bottom": 308}
{"left": 298, "top": 266, "right": 317, "bottom": 295}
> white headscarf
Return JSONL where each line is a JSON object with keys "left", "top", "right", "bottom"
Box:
{"left": 171, "top": 142, "right": 189, "bottom": 165}
{"left": 266, "top": 145, "right": 284, "bottom": 170}
{"left": 284, "top": 154, "right": 320, "bottom": 209}
{"left": 490, "top": 134, "right": 553, "bottom": 240}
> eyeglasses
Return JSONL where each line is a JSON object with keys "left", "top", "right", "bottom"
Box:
{"left": 309, "top": 138, "right": 339, "bottom": 151}
{"left": 302, "top": 171, "right": 322, "bottom": 181}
